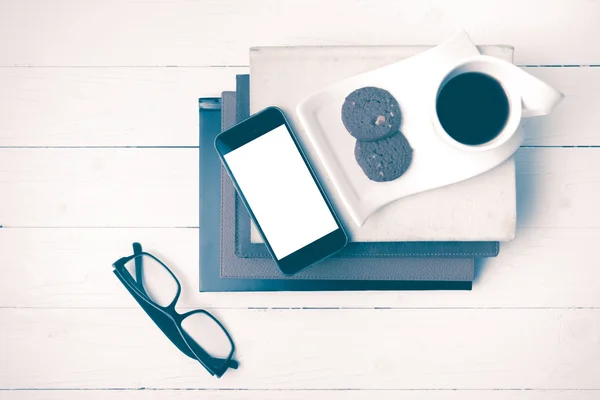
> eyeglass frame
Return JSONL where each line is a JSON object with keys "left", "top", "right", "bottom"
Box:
{"left": 112, "top": 242, "right": 238, "bottom": 378}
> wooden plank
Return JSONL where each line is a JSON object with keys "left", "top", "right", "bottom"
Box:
{"left": 1, "top": 308, "right": 599, "bottom": 389}
{"left": 0, "top": 148, "right": 598, "bottom": 228}
{"left": 0, "top": 390, "right": 597, "bottom": 400}
{"left": 523, "top": 67, "right": 600, "bottom": 146}
{"left": 514, "top": 148, "right": 600, "bottom": 228}
{"left": 0, "top": 148, "right": 199, "bottom": 227}
{"left": 0, "top": 67, "right": 596, "bottom": 147}
{"left": 0, "top": 0, "right": 598, "bottom": 66}
{"left": 0, "top": 67, "right": 245, "bottom": 147}
{"left": 0, "top": 226, "right": 598, "bottom": 309}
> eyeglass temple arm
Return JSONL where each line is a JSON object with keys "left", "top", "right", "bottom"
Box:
{"left": 207, "top": 357, "right": 239, "bottom": 371}
{"left": 130, "top": 242, "right": 151, "bottom": 297}
{"left": 224, "top": 358, "right": 239, "bottom": 369}
{"left": 183, "top": 331, "right": 239, "bottom": 370}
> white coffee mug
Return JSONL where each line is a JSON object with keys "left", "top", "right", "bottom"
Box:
{"left": 432, "top": 55, "right": 564, "bottom": 152}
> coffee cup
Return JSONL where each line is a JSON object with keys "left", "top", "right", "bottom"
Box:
{"left": 432, "top": 55, "right": 564, "bottom": 152}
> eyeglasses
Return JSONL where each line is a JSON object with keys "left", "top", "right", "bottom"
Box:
{"left": 112, "top": 242, "right": 238, "bottom": 378}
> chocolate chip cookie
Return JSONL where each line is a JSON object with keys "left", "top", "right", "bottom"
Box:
{"left": 341, "top": 87, "right": 401, "bottom": 141}
{"left": 354, "top": 131, "right": 413, "bottom": 182}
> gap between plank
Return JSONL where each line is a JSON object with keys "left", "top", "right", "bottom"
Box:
{"left": 1, "top": 388, "right": 599, "bottom": 391}
{"left": 0, "top": 65, "right": 250, "bottom": 69}
{"left": 0, "top": 64, "right": 598, "bottom": 68}
{"left": 1, "top": 306, "right": 598, "bottom": 310}
{"left": 0, "top": 146, "right": 599, "bottom": 149}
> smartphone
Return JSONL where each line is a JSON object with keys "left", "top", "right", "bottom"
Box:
{"left": 215, "top": 106, "right": 348, "bottom": 276}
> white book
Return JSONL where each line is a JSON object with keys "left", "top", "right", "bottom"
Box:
{"left": 249, "top": 45, "right": 516, "bottom": 242}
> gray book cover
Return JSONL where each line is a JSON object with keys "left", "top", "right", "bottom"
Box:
{"left": 219, "top": 88, "right": 475, "bottom": 282}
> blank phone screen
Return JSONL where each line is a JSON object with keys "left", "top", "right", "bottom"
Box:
{"left": 224, "top": 125, "right": 339, "bottom": 260}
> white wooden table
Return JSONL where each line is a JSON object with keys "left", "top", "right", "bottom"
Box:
{"left": 1, "top": 1, "right": 599, "bottom": 399}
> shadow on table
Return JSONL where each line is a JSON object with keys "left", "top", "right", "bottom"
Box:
{"left": 515, "top": 145, "right": 540, "bottom": 227}
{"left": 474, "top": 148, "right": 538, "bottom": 283}
{"left": 473, "top": 257, "right": 491, "bottom": 283}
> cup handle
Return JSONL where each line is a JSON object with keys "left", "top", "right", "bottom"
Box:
{"left": 510, "top": 65, "right": 565, "bottom": 118}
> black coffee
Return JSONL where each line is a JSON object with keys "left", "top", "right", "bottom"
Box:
{"left": 436, "top": 72, "right": 509, "bottom": 146}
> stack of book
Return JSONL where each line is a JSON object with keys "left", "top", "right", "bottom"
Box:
{"left": 199, "top": 45, "right": 516, "bottom": 292}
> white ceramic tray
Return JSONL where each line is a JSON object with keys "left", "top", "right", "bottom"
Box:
{"left": 297, "top": 31, "right": 524, "bottom": 226}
